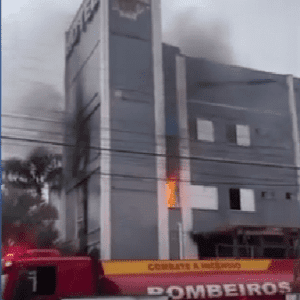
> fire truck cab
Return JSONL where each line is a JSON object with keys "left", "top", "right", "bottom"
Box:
{"left": 1, "top": 248, "right": 104, "bottom": 300}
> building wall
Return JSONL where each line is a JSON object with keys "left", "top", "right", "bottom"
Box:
{"left": 185, "top": 59, "right": 300, "bottom": 232}
{"left": 295, "top": 78, "right": 300, "bottom": 131}
{"left": 64, "top": 1, "right": 300, "bottom": 259}
{"left": 108, "top": 0, "right": 159, "bottom": 260}
{"left": 168, "top": 208, "right": 182, "bottom": 259}
{"left": 64, "top": 0, "right": 166, "bottom": 259}
{"left": 163, "top": 44, "right": 180, "bottom": 137}
{"left": 64, "top": 0, "right": 101, "bottom": 251}
{"left": 163, "top": 44, "right": 182, "bottom": 259}
{"left": 163, "top": 45, "right": 300, "bottom": 258}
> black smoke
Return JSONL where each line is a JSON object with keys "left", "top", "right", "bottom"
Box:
{"left": 2, "top": 1, "right": 80, "bottom": 159}
{"left": 2, "top": 1, "right": 76, "bottom": 115}
{"left": 163, "top": 8, "right": 234, "bottom": 64}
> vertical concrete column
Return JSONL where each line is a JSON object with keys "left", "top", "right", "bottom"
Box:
{"left": 287, "top": 75, "right": 300, "bottom": 204}
{"left": 63, "top": 32, "right": 71, "bottom": 245}
{"left": 100, "top": 0, "right": 111, "bottom": 260}
{"left": 176, "top": 54, "right": 198, "bottom": 259}
{"left": 152, "top": 0, "right": 169, "bottom": 260}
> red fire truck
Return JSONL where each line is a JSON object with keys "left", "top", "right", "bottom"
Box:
{"left": 1, "top": 247, "right": 300, "bottom": 300}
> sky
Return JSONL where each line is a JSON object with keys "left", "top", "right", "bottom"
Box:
{"left": 162, "top": 0, "right": 300, "bottom": 75}
{"left": 2, "top": 0, "right": 300, "bottom": 159}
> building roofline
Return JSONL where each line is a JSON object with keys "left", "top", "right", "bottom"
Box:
{"left": 66, "top": 0, "right": 86, "bottom": 34}
{"left": 183, "top": 54, "right": 300, "bottom": 79}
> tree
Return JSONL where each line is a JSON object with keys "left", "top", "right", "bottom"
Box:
{"left": 2, "top": 147, "right": 62, "bottom": 251}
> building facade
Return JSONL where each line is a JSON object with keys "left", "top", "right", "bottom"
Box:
{"left": 64, "top": 0, "right": 167, "bottom": 259}
{"left": 164, "top": 44, "right": 300, "bottom": 259}
{"left": 63, "top": 0, "right": 300, "bottom": 260}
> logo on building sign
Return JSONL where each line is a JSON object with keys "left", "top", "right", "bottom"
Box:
{"left": 66, "top": 0, "right": 100, "bottom": 58}
{"left": 112, "top": 0, "right": 150, "bottom": 21}
{"left": 148, "top": 282, "right": 292, "bottom": 299}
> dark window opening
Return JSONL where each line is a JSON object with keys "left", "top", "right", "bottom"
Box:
{"left": 218, "top": 245, "right": 233, "bottom": 257}
{"left": 217, "top": 234, "right": 233, "bottom": 244}
{"left": 230, "top": 188, "right": 240, "bottom": 210}
{"left": 263, "top": 248, "right": 285, "bottom": 258}
{"left": 247, "top": 235, "right": 260, "bottom": 246}
{"left": 286, "top": 192, "right": 292, "bottom": 200}
{"left": 194, "top": 232, "right": 298, "bottom": 259}
{"left": 238, "top": 247, "right": 249, "bottom": 258}
{"left": 263, "top": 235, "right": 284, "bottom": 245}
{"left": 226, "top": 124, "right": 237, "bottom": 144}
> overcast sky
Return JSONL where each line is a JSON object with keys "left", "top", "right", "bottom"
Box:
{"left": 2, "top": 0, "right": 300, "bottom": 115}
{"left": 2, "top": 0, "right": 300, "bottom": 162}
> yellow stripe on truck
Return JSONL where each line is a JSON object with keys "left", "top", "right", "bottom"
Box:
{"left": 102, "top": 259, "right": 272, "bottom": 275}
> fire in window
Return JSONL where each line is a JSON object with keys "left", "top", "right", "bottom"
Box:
{"left": 166, "top": 177, "right": 179, "bottom": 208}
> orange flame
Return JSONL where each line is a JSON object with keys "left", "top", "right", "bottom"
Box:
{"left": 166, "top": 176, "right": 178, "bottom": 208}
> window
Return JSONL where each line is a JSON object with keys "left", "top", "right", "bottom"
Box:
{"left": 263, "top": 248, "right": 285, "bottom": 258}
{"left": 197, "top": 119, "right": 214, "bottom": 142}
{"left": 230, "top": 188, "right": 240, "bottom": 210}
{"left": 190, "top": 185, "right": 218, "bottom": 210}
{"left": 226, "top": 124, "right": 237, "bottom": 143}
{"left": 229, "top": 188, "right": 255, "bottom": 211}
{"left": 226, "top": 124, "right": 250, "bottom": 146}
{"left": 237, "top": 124, "right": 251, "bottom": 146}
{"left": 286, "top": 192, "right": 293, "bottom": 200}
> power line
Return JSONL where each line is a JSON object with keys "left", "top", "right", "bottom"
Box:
{"left": 1, "top": 113, "right": 65, "bottom": 124}
{"left": 1, "top": 135, "right": 299, "bottom": 171}
{"left": 1, "top": 122, "right": 291, "bottom": 151}
{"left": 2, "top": 126, "right": 64, "bottom": 136}
{"left": 97, "top": 171, "right": 297, "bottom": 187}
{"left": 3, "top": 155, "right": 295, "bottom": 188}
{"left": 61, "top": 167, "right": 298, "bottom": 188}
{"left": 2, "top": 149, "right": 298, "bottom": 189}
{"left": 1, "top": 132, "right": 158, "bottom": 147}
{"left": 1, "top": 112, "right": 293, "bottom": 151}
{"left": 2, "top": 141, "right": 294, "bottom": 187}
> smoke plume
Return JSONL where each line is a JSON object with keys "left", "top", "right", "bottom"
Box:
{"left": 163, "top": 8, "right": 234, "bottom": 65}
{"left": 2, "top": 1, "right": 76, "bottom": 115}
{"left": 2, "top": 1, "right": 79, "bottom": 159}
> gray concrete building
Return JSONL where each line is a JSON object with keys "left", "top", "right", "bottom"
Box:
{"left": 63, "top": 0, "right": 300, "bottom": 260}
{"left": 164, "top": 44, "right": 300, "bottom": 259}
{"left": 63, "top": 0, "right": 167, "bottom": 260}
